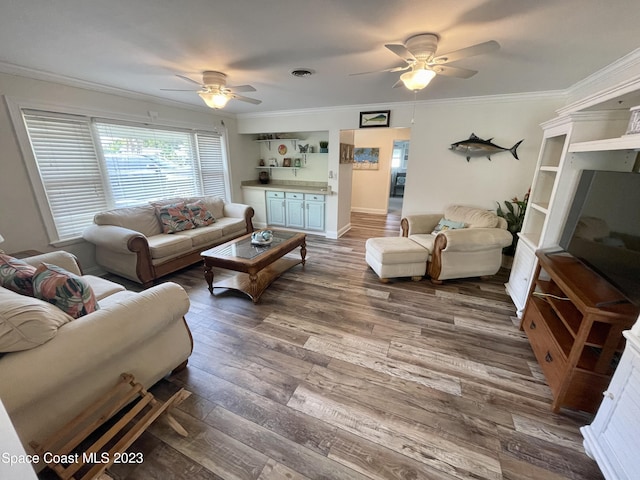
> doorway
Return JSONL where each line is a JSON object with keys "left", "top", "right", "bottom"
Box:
{"left": 388, "top": 140, "right": 409, "bottom": 215}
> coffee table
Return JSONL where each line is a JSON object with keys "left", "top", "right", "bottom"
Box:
{"left": 201, "top": 230, "right": 306, "bottom": 303}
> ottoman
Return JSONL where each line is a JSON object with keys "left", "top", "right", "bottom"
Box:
{"left": 365, "top": 237, "right": 429, "bottom": 282}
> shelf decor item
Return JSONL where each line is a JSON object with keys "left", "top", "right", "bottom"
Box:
{"left": 282, "top": 158, "right": 292, "bottom": 167}
{"left": 319, "top": 141, "right": 329, "bottom": 153}
{"left": 496, "top": 189, "right": 530, "bottom": 256}
{"left": 258, "top": 171, "right": 269, "bottom": 184}
{"left": 625, "top": 105, "right": 640, "bottom": 135}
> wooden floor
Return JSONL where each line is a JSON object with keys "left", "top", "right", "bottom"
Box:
{"left": 51, "top": 212, "right": 605, "bottom": 479}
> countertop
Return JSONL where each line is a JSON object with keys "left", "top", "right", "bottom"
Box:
{"left": 242, "top": 181, "right": 331, "bottom": 195}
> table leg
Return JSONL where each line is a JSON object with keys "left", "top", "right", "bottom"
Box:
{"left": 249, "top": 272, "right": 259, "bottom": 303}
{"left": 300, "top": 239, "right": 307, "bottom": 266}
{"left": 204, "top": 262, "right": 214, "bottom": 294}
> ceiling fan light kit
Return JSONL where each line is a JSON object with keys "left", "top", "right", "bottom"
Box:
{"left": 198, "top": 90, "right": 230, "bottom": 109}
{"left": 400, "top": 67, "right": 436, "bottom": 91}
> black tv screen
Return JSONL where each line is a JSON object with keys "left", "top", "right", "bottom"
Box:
{"left": 559, "top": 170, "right": 640, "bottom": 307}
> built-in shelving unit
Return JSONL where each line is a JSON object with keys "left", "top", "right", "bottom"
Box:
{"left": 506, "top": 109, "right": 635, "bottom": 317}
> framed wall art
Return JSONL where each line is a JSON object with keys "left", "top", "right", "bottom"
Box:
{"left": 359, "top": 110, "right": 390, "bottom": 128}
{"left": 353, "top": 147, "right": 380, "bottom": 170}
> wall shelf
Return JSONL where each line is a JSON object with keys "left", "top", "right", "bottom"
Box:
{"left": 569, "top": 134, "right": 640, "bottom": 152}
{"left": 254, "top": 138, "right": 300, "bottom": 150}
{"left": 257, "top": 166, "right": 304, "bottom": 176}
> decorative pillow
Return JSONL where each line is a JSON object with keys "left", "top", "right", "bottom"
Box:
{"left": 185, "top": 200, "right": 215, "bottom": 227}
{"left": 0, "top": 254, "right": 37, "bottom": 296}
{"left": 431, "top": 218, "right": 466, "bottom": 235}
{"left": 0, "top": 288, "right": 72, "bottom": 352}
{"left": 155, "top": 202, "right": 195, "bottom": 234}
{"left": 32, "top": 263, "right": 99, "bottom": 319}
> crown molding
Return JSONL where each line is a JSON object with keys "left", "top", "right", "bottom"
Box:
{"left": 558, "top": 48, "right": 640, "bottom": 116}
{"left": 236, "top": 90, "right": 566, "bottom": 120}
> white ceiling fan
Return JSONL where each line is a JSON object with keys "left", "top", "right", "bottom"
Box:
{"left": 352, "top": 33, "right": 500, "bottom": 91}
{"left": 162, "top": 71, "right": 261, "bottom": 108}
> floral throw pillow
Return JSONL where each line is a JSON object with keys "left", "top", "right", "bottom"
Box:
{"left": 0, "top": 254, "right": 37, "bottom": 296}
{"left": 185, "top": 200, "right": 215, "bottom": 227}
{"left": 32, "top": 263, "right": 99, "bottom": 319}
{"left": 155, "top": 202, "right": 195, "bottom": 234}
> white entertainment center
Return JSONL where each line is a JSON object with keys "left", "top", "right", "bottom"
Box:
{"left": 506, "top": 79, "right": 640, "bottom": 478}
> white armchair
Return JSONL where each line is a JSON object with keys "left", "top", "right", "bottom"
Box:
{"left": 401, "top": 205, "right": 513, "bottom": 283}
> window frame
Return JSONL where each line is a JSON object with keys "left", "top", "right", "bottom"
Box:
{"left": 6, "top": 96, "right": 230, "bottom": 246}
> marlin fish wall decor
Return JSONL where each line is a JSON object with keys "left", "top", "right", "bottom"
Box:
{"left": 450, "top": 133, "right": 523, "bottom": 162}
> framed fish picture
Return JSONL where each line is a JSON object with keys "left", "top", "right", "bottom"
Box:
{"left": 359, "top": 110, "right": 390, "bottom": 128}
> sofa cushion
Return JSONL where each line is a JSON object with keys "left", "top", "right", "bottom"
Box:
{"left": 32, "top": 263, "right": 99, "bottom": 319}
{"left": 214, "top": 217, "right": 248, "bottom": 237}
{"left": 0, "top": 254, "right": 37, "bottom": 296}
{"left": 200, "top": 196, "right": 225, "bottom": 220}
{"left": 82, "top": 275, "right": 126, "bottom": 301}
{"left": 94, "top": 205, "right": 161, "bottom": 237}
{"left": 155, "top": 202, "right": 196, "bottom": 234}
{"left": 185, "top": 200, "right": 216, "bottom": 227}
{"left": 431, "top": 218, "right": 466, "bottom": 235}
{"left": 175, "top": 225, "right": 223, "bottom": 248}
{"left": 408, "top": 234, "right": 436, "bottom": 253}
{"left": 0, "top": 287, "right": 72, "bottom": 352}
{"left": 147, "top": 234, "right": 193, "bottom": 259}
{"left": 444, "top": 205, "right": 499, "bottom": 229}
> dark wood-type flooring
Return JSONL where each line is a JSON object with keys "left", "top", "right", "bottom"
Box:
{"left": 41, "top": 212, "right": 604, "bottom": 480}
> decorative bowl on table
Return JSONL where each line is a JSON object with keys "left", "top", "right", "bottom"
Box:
{"left": 251, "top": 230, "right": 273, "bottom": 245}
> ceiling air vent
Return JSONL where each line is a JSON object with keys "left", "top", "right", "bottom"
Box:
{"left": 291, "top": 68, "right": 315, "bottom": 78}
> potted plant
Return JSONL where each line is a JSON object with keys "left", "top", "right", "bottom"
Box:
{"left": 319, "top": 141, "right": 329, "bottom": 153}
{"left": 496, "top": 189, "right": 530, "bottom": 262}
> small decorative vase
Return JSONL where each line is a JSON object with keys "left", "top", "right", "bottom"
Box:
{"left": 258, "top": 171, "right": 269, "bottom": 184}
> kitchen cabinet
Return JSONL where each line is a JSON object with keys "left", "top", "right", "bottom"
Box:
{"left": 266, "top": 191, "right": 286, "bottom": 226}
{"left": 265, "top": 190, "right": 325, "bottom": 231}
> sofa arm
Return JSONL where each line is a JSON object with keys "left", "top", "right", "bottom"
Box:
{"left": 23, "top": 251, "right": 83, "bottom": 276}
{"left": 83, "top": 224, "right": 149, "bottom": 254}
{"left": 0, "top": 282, "right": 191, "bottom": 412}
{"left": 401, "top": 214, "right": 442, "bottom": 236}
{"left": 223, "top": 202, "right": 255, "bottom": 232}
{"left": 435, "top": 228, "right": 513, "bottom": 252}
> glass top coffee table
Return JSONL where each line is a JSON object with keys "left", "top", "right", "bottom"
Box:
{"left": 201, "top": 230, "right": 306, "bottom": 303}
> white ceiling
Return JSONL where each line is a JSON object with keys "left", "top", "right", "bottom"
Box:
{"left": 1, "top": 0, "right": 639, "bottom": 114}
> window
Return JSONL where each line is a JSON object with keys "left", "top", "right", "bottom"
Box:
{"left": 21, "top": 109, "right": 228, "bottom": 243}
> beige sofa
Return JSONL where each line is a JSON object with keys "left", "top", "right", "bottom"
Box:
{"left": 83, "top": 196, "right": 254, "bottom": 286}
{"left": 0, "top": 251, "right": 192, "bottom": 469}
{"left": 401, "top": 205, "right": 513, "bottom": 283}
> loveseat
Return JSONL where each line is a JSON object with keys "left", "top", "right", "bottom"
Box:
{"left": 401, "top": 205, "right": 513, "bottom": 283}
{"left": 83, "top": 196, "right": 254, "bottom": 286}
{"left": 0, "top": 251, "right": 192, "bottom": 470}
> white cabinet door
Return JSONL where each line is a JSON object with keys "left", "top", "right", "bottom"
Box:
{"left": 285, "top": 192, "right": 305, "bottom": 229}
{"left": 266, "top": 191, "right": 286, "bottom": 226}
{"left": 242, "top": 188, "right": 268, "bottom": 227}
{"left": 582, "top": 334, "right": 640, "bottom": 480}
{"left": 305, "top": 194, "right": 325, "bottom": 231}
{"left": 506, "top": 242, "right": 536, "bottom": 317}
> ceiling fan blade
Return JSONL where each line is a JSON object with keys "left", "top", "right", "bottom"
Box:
{"left": 431, "top": 64, "right": 478, "bottom": 78}
{"left": 176, "top": 74, "right": 205, "bottom": 87}
{"left": 231, "top": 93, "right": 262, "bottom": 105}
{"left": 227, "top": 84, "right": 256, "bottom": 93}
{"left": 350, "top": 65, "right": 410, "bottom": 76}
{"left": 392, "top": 79, "right": 404, "bottom": 89}
{"left": 432, "top": 40, "right": 500, "bottom": 64}
{"left": 160, "top": 88, "right": 201, "bottom": 92}
{"left": 385, "top": 43, "right": 416, "bottom": 63}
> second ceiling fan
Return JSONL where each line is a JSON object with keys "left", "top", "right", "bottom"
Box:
{"left": 353, "top": 33, "right": 500, "bottom": 91}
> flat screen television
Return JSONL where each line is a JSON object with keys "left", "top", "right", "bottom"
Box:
{"left": 559, "top": 170, "right": 640, "bottom": 307}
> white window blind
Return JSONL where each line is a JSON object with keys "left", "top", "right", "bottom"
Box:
{"left": 95, "top": 122, "right": 201, "bottom": 206}
{"left": 22, "top": 111, "right": 109, "bottom": 241}
{"left": 197, "top": 133, "right": 229, "bottom": 199}
{"left": 21, "top": 110, "right": 229, "bottom": 243}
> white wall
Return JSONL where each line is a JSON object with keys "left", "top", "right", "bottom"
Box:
{"left": 237, "top": 93, "right": 564, "bottom": 225}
